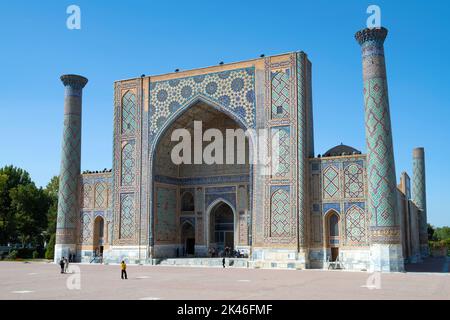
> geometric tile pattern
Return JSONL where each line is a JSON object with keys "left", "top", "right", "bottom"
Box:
{"left": 271, "top": 70, "right": 290, "bottom": 119}
{"left": 107, "top": 185, "right": 112, "bottom": 208}
{"left": 121, "top": 91, "right": 137, "bottom": 135}
{"left": 357, "top": 28, "right": 402, "bottom": 246}
{"left": 345, "top": 205, "right": 366, "bottom": 244}
{"left": 57, "top": 75, "right": 87, "bottom": 247}
{"left": 364, "top": 77, "right": 398, "bottom": 227}
{"left": 272, "top": 126, "right": 290, "bottom": 177}
{"left": 149, "top": 67, "right": 255, "bottom": 136}
{"left": 270, "top": 188, "right": 290, "bottom": 238}
{"left": 80, "top": 213, "right": 92, "bottom": 244}
{"left": 120, "top": 194, "right": 135, "bottom": 239}
{"left": 412, "top": 155, "right": 426, "bottom": 212}
{"left": 82, "top": 183, "right": 93, "bottom": 208}
{"left": 155, "top": 187, "right": 177, "bottom": 242}
{"left": 94, "top": 183, "right": 107, "bottom": 208}
{"left": 412, "top": 151, "right": 428, "bottom": 244}
{"left": 121, "top": 142, "right": 136, "bottom": 186}
{"left": 57, "top": 115, "right": 81, "bottom": 231}
{"left": 344, "top": 163, "right": 364, "bottom": 198}
{"left": 323, "top": 165, "right": 340, "bottom": 199}
{"left": 296, "top": 52, "right": 307, "bottom": 247}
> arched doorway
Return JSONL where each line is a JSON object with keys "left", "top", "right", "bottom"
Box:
{"left": 93, "top": 216, "right": 105, "bottom": 257}
{"left": 209, "top": 201, "right": 235, "bottom": 252}
{"left": 181, "top": 222, "right": 195, "bottom": 256}
{"left": 151, "top": 100, "right": 250, "bottom": 258}
{"left": 325, "top": 211, "right": 340, "bottom": 262}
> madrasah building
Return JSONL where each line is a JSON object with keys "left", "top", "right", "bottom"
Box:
{"left": 54, "top": 27, "right": 429, "bottom": 272}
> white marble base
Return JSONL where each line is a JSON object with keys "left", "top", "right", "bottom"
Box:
{"left": 54, "top": 244, "right": 77, "bottom": 263}
{"left": 369, "top": 244, "right": 404, "bottom": 272}
{"left": 103, "top": 246, "right": 149, "bottom": 264}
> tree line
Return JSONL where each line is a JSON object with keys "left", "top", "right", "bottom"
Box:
{"left": 428, "top": 224, "right": 450, "bottom": 252}
{"left": 0, "top": 165, "right": 58, "bottom": 259}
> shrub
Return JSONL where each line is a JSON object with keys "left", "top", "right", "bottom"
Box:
{"left": 7, "top": 250, "right": 18, "bottom": 260}
{"left": 17, "top": 248, "right": 34, "bottom": 259}
{"left": 32, "top": 250, "right": 39, "bottom": 259}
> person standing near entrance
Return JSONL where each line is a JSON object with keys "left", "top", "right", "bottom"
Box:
{"left": 121, "top": 260, "right": 128, "bottom": 279}
{"left": 59, "top": 257, "right": 65, "bottom": 273}
{"left": 64, "top": 256, "right": 69, "bottom": 273}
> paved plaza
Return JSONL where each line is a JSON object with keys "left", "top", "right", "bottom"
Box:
{"left": 0, "top": 258, "right": 449, "bottom": 300}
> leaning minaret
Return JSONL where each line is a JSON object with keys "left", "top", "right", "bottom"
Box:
{"left": 355, "top": 27, "right": 404, "bottom": 272}
{"left": 412, "top": 147, "right": 429, "bottom": 257}
{"left": 54, "top": 74, "right": 88, "bottom": 263}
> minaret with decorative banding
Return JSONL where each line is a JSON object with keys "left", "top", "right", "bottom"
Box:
{"left": 412, "top": 147, "right": 429, "bottom": 257}
{"left": 355, "top": 27, "right": 404, "bottom": 272}
{"left": 54, "top": 74, "right": 88, "bottom": 263}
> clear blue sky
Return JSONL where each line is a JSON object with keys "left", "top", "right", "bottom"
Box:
{"left": 0, "top": 0, "right": 449, "bottom": 227}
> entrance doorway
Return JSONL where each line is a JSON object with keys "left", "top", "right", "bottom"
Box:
{"left": 151, "top": 100, "right": 251, "bottom": 259}
{"left": 181, "top": 222, "right": 195, "bottom": 256}
{"left": 93, "top": 216, "right": 104, "bottom": 257}
{"left": 327, "top": 212, "right": 340, "bottom": 262}
{"left": 209, "top": 202, "right": 234, "bottom": 252}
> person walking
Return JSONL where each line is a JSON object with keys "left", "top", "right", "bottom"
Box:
{"left": 121, "top": 260, "right": 128, "bottom": 279}
{"left": 222, "top": 257, "right": 226, "bottom": 268}
{"left": 64, "top": 256, "right": 69, "bottom": 273}
{"left": 59, "top": 257, "right": 65, "bottom": 274}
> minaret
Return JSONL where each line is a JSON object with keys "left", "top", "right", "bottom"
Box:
{"left": 412, "top": 147, "right": 429, "bottom": 257}
{"left": 355, "top": 27, "right": 404, "bottom": 272}
{"left": 54, "top": 74, "right": 88, "bottom": 263}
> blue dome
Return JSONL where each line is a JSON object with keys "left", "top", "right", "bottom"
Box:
{"left": 322, "top": 144, "right": 361, "bottom": 157}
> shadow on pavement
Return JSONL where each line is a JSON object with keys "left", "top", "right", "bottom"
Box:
{"left": 405, "top": 256, "right": 449, "bottom": 273}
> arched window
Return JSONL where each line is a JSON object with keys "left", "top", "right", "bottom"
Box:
{"left": 121, "top": 91, "right": 137, "bottom": 135}
{"left": 329, "top": 213, "right": 339, "bottom": 237}
{"left": 181, "top": 192, "right": 194, "bottom": 211}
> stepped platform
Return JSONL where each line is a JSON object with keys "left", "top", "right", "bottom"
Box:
{"left": 154, "top": 257, "right": 249, "bottom": 268}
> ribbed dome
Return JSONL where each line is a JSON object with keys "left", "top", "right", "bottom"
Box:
{"left": 322, "top": 144, "right": 361, "bottom": 157}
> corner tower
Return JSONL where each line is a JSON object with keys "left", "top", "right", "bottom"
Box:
{"left": 355, "top": 27, "right": 404, "bottom": 272}
{"left": 55, "top": 74, "right": 88, "bottom": 262}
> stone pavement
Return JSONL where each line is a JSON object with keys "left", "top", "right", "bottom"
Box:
{"left": 0, "top": 259, "right": 448, "bottom": 300}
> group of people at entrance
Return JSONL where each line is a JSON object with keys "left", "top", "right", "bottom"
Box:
{"left": 209, "top": 246, "right": 244, "bottom": 258}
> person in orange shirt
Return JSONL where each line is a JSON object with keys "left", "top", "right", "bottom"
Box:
{"left": 121, "top": 260, "right": 128, "bottom": 279}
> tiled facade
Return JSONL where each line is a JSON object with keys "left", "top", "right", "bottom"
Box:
{"left": 55, "top": 28, "right": 428, "bottom": 271}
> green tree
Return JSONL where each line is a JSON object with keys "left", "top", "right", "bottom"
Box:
{"left": 45, "top": 176, "right": 59, "bottom": 237}
{"left": 434, "top": 226, "right": 450, "bottom": 241}
{"left": 427, "top": 223, "right": 436, "bottom": 241}
{"left": 0, "top": 166, "right": 32, "bottom": 245}
{"left": 45, "top": 233, "right": 55, "bottom": 259}
{"left": 9, "top": 183, "right": 50, "bottom": 248}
